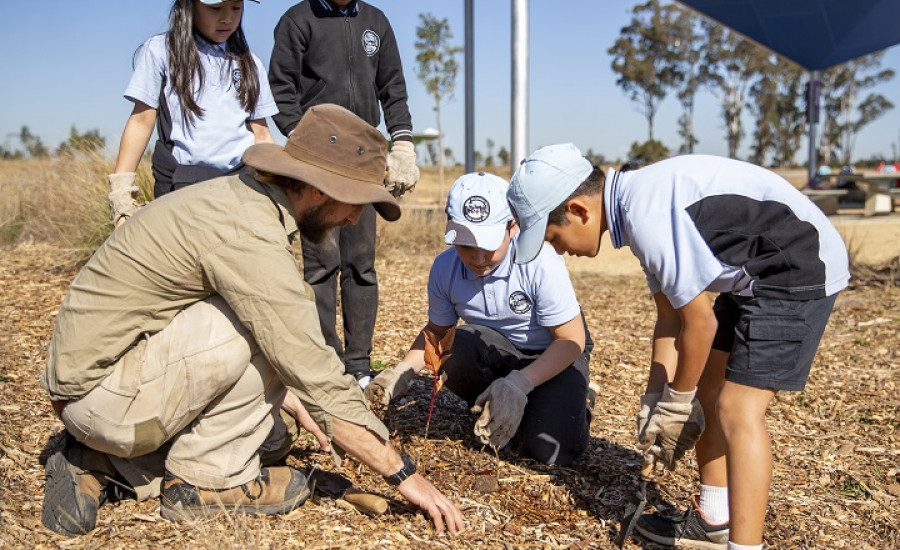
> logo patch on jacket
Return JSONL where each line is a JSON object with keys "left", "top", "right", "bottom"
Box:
{"left": 362, "top": 30, "right": 380, "bottom": 56}
{"left": 508, "top": 291, "right": 533, "bottom": 314}
{"left": 463, "top": 196, "right": 490, "bottom": 222}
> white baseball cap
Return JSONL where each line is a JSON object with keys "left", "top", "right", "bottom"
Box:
{"left": 507, "top": 143, "right": 593, "bottom": 264}
{"left": 444, "top": 172, "right": 513, "bottom": 251}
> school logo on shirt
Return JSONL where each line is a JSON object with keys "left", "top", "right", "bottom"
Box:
{"left": 463, "top": 196, "right": 490, "bottom": 223}
{"left": 508, "top": 291, "right": 533, "bottom": 314}
{"left": 362, "top": 30, "right": 380, "bottom": 56}
{"left": 232, "top": 68, "right": 242, "bottom": 88}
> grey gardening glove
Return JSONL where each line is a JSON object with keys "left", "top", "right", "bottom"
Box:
{"left": 471, "top": 370, "right": 534, "bottom": 449}
{"left": 385, "top": 141, "right": 419, "bottom": 198}
{"left": 637, "top": 384, "right": 705, "bottom": 471}
{"left": 364, "top": 362, "right": 417, "bottom": 407}
{"left": 107, "top": 172, "right": 140, "bottom": 227}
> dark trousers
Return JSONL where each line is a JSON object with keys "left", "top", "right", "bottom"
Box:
{"left": 301, "top": 204, "right": 378, "bottom": 376}
{"left": 440, "top": 324, "right": 592, "bottom": 466}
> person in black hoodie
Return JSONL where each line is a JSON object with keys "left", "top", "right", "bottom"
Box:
{"left": 269, "top": 0, "right": 419, "bottom": 387}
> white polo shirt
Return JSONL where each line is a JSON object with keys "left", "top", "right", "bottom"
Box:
{"left": 427, "top": 237, "right": 582, "bottom": 350}
{"left": 604, "top": 154, "right": 850, "bottom": 308}
{"left": 124, "top": 34, "right": 278, "bottom": 170}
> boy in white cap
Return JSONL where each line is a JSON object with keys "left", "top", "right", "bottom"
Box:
{"left": 366, "top": 172, "right": 594, "bottom": 466}
{"left": 506, "top": 144, "right": 849, "bottom": 550}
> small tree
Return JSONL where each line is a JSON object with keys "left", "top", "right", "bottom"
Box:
{"left": 497, "top": 146, "right": 510, "bottom": 168}
{"left": 627, "top": 139, "right": 669, "bottom": 166}
{"left": 57, "top": 126, "right": 106, "bottom": 156}
{"left": 484, "top": 138, "right": 495, "bottom": 167}
{"left": 415, "top": 13, "right": 462, "bottom": 198}
{"left": 19, "top": 126, "right": 49, "bottom": 158}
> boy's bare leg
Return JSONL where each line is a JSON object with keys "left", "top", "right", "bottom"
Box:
{"left": 695, "top": 349, "right": 728, "bottom": 486}
{"left": 717, "top": 381, "right": 776, "bottom": 545}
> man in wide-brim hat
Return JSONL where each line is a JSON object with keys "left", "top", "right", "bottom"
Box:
{"left": 41, "top": 104, "right": 464, "bottom": 536}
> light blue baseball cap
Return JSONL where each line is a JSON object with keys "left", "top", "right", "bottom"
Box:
{"left": 199, "top": 0, "right": 259, "bottom": 4}
{"left": 445, "top": 172, "right": 513, "bottom": 251}
{"left": 507, "top": 143, "right": 593, "bottom": 264}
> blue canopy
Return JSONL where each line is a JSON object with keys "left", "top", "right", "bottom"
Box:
{"left": 678, "top": 0, "right": 900, "bottom": 71}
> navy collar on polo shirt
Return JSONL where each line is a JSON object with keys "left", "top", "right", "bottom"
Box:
{"left": 316, "top": 0, "right": 359, "bottom": 16}
{"left": 604, "top": 168, "right": 627, "bottom": 249}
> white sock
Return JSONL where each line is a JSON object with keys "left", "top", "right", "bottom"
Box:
{"left": 699, "top": 484, "right": 730, "bottom": 525}
{"left": 727, "top": 543, "right": 762, "bottom": 550}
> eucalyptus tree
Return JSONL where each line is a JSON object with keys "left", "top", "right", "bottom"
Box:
{"left": 819, "top": 53, "right": 894, "bottom": 166}
{"left": 748, "top": 57, "right": 806, "bottom": 167}
{"left": 700, "top": 25, "right": 764, "bottom": 158}
{"left": 608, "top": 0, "right": 682, "bottom": 143}
{"left": 669, "top": 5, "right": 710, "bottom": 154}
{"left": 415, "top": 13, "right": 462, "bottom": 195}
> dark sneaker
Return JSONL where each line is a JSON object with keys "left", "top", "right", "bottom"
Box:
{"left": 635, "top": 495, "right": 729, "bottom": 549}
{"left": 42, "top": 436, "right": 118, "bottom": 537}
{"left": 160, "top": 466, "right": 310, "bottom": 521}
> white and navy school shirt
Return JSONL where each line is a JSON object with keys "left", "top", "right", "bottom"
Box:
{"left": 604, "top": 154, "right": 850, "bottom": 309}
{"left": 427, "top": 237, "right": 582, "bottom": 350}
{"left": 124, "top": 34, "right": 278, "bottom": 170}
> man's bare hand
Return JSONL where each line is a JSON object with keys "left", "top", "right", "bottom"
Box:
{"left": 281, "top": 390, "right": 330, "bottom": 452}
{"left": 397, "top": 473, "right": 466, "bottom": 534}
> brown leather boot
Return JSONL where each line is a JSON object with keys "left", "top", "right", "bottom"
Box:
{"left": 42, "top": 435, "right": 118, "bottom": 537}
{"left": 160, "top": 466, "right": 310, "bottom": 521}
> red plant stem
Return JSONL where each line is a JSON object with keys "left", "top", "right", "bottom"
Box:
{"left": 425, "top": 373, "right": 439, "bottom": 438}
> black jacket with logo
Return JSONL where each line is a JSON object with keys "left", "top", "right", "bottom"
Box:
{"left": 269, "top": 0, "right": 413, "bottom": 141}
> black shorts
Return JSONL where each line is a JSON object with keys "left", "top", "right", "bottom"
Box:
{"left": 711, "top": 293, "right": 838, "bottom": 391}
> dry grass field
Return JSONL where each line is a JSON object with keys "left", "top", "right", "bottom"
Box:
{"left": 1, "top": 159, "right": 898, "bottom": 549}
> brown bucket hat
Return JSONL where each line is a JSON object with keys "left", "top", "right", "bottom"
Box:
{"left": 243, "top": 104, "right": 401, "bottom": 221}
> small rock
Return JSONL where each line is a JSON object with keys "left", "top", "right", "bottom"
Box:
{"left": 474, "top": 474, "right": 500, "bottom": 493}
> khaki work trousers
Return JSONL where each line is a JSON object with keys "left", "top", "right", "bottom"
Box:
{"left": 61, "top": 295, "right": 291, "bottom": 500}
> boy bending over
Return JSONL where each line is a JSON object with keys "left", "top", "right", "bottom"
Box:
{"left": 507, "top": 144, "right": 849, "bottom": 549}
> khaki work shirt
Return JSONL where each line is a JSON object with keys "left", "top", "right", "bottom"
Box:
{"left": 42, "top": 173, "right": 388, "bottom": 442}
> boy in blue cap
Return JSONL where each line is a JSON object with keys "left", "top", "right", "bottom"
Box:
{"left": 366, "top": 172, "right": 594, "bottom": 466}
{"left": 506, "top": 144, "right": 849, "bottom": 550}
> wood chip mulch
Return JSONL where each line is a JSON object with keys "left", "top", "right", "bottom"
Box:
{"left": 1, "top": 242, "right": 897, "bottom": 549}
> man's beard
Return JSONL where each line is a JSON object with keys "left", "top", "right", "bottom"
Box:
{"left": 298, "top": 200, "right": 341, "bottom": 244}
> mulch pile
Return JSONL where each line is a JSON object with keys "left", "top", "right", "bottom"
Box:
{"left": 1, "top": 242, "right": 897, "bottom": 549}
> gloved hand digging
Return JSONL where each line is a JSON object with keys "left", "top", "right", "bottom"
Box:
{"left": 384, "top": 140, "right": 419, "bottom": 198}
{"left": 364, "top": 362, "right": 417, "bottom": 408}
{"left": 471, "top": 370, "right": 534, "bottom": 449}
{"left": 107, "top": 172, "right": 141, "bottom": 227}
{"left": 637, "top": 384, "right": 705, "bottom": 471}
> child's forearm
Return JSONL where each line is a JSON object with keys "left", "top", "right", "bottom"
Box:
{"left": 520, "top": 315, "right": 586, "bottom": 387}
{"left": 520, "top": 338, "right": 583, "bottom": 387}
{"left": 113, "top": 102, "right": 157, "bottom": 174}
{"left": 249, "top": 118, "right": 274, "bottom": 144}
{"left": 649, "top": 291, "right": 682, "bottom": 393}
{"left": 671, "top": 295, "right": 717, "bottom": 392}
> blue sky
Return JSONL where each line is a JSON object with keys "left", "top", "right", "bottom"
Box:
{"left": 2, "top": 1, "right": 899, "bottom": 164}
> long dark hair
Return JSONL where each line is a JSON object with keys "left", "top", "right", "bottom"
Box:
{"left": 167, "top": 0, "right": 261, "bottom": 125}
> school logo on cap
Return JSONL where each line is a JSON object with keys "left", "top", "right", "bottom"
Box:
{"left": 362, "top": 30, "right": 380, "bottom": 56}
{"left": 508, "top": 291, "right": 533, "bottom": 314}
{"left": 462, "top": 196, "right": 490, "bottom": 223}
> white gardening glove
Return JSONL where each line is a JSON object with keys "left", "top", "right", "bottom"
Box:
{"left": 637, "top": 384, "right": 705, "bottom": 471}
{"left": 107, "top": 172, "right": 140, "bottom": 227}
{"left": 385, "top": 140, "right": 419, "bottom": 198}
{"left": 636, "top": 391, "right": 662, "bottom": 443}
{"left": 364, "top": 362, "right": 418, "bottom": 408}
{"left": 471, "top": 370, "right": 534, "bottom": 449}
